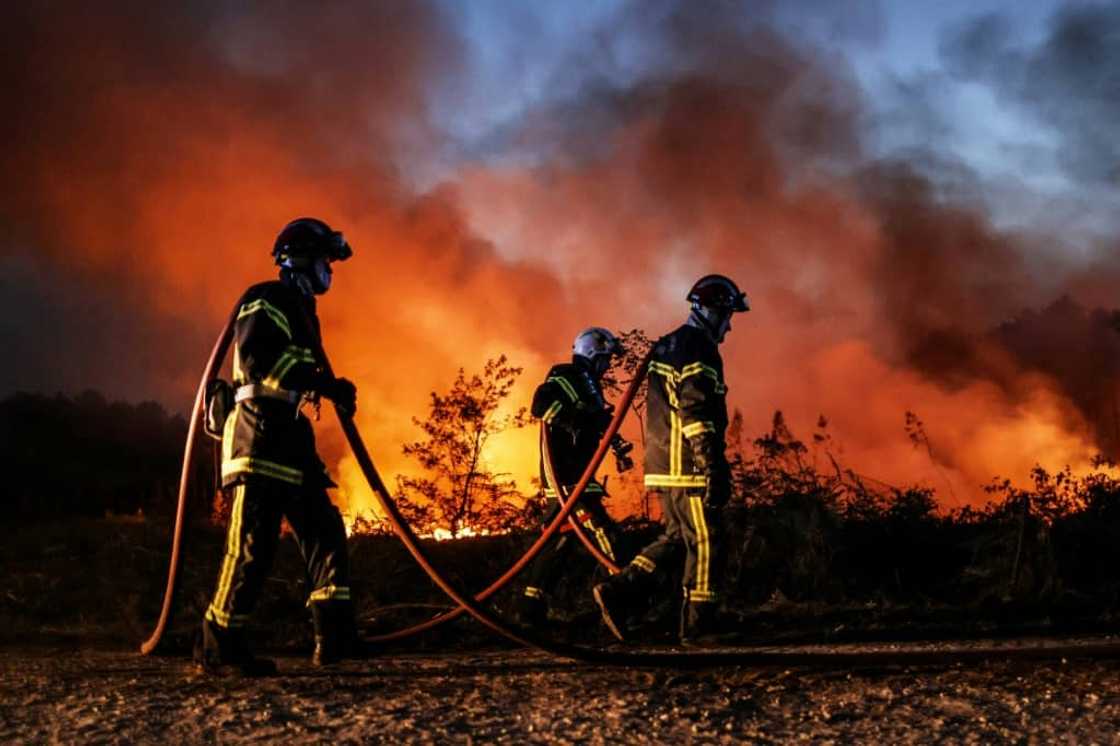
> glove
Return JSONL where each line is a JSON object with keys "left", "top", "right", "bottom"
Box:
{"left": 610, "top": 435, "right": 634, "bottom": 473}
{"left": 702, "top": 460, "right": 731, "bottom": 509}
{"left": 321, "top": 377, "right": 357, "bottom": 416}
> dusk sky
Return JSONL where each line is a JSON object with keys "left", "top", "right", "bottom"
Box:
{"left": 436, "top": 0, "right": 1104, "bottom": 235}
{"left": 2, "top": 1, "right": 1117, "bottom": 515}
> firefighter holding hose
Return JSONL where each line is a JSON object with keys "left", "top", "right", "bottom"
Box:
{"left": 593, "top": 275, "right": 748, "bottom": 643}
{"left": 196, "top": 217, "right": 363, "bottom": 675}
{"left": 516, "top": 327, "right": 635, "bottom": 628}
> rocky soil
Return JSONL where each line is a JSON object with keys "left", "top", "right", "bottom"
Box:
{"left": 4, "top": 638, "right": 1120, "bottom": 743}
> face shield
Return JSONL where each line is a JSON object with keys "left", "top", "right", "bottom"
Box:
{"left": 691, "top": 304, "right": 734, "bottom": 344}
{"left": 311, "top": 256, "right": 333, "bottom": 294}
{"left": 280, "top": 255, "right": 333, "bottom": 295}
{"left": 591, "top": 352, "right": 613, "bottom": 378}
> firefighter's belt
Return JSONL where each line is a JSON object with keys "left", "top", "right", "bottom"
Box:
{"left": 235, "top": 383, "right": 303, "bottom": 405}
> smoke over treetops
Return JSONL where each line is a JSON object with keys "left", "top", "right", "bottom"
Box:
{"left": 2, "top": 1, "right": 1117, "bottom": 515}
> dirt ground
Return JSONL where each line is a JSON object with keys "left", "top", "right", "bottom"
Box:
{"left": 3, "top": 638, "right": 1120, "bottom": 744}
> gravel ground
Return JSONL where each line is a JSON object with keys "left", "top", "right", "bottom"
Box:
{"left": 3, "top": 638, "right": 1120, "bottom": 743}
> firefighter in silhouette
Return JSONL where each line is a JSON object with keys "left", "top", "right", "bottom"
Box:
{"left": 515, "top": 327, "right": 635, "bottom": 628}
{"left": 196, "top": 217, "right": 362, "bottom": 675}
{"left": 593, "top": 275, "right": 748, "bottom": 643}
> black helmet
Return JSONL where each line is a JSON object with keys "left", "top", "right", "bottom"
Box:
{"left": 687, "top": 274, "right": 749, "bottom": 312}
{"left": 272, "top": 217, "right": 352, "bottom": 264}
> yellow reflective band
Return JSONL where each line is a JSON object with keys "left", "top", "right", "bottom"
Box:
{"left": 263, "top": 345, "right": 316, "bottom": 389}
{"left": 308, "top": 585, "right": 351, "bottom": 604}
{"left": 540, "top": 424, "right": 603, "bottom": 504}
{"left": 210, "top": 484, "right": 246, "bottom": 626}
{"left": 631, "top": 555, "right": 656, "bottom": 573}
{"left": 682, "top": 421, "right": 716, "bottom": 439}
{"left": 670, "top": 410, "right": 682, "bottom": 475}
{"left": 222, "top": 457, "right": 304, "bottom": 485}
{"left": 583, "top": 515, "right": 616, "bottom": 562}
{"left": 648, "top": 361, "right": 680, "bottom": 382}
{"left": 689, "top": 495, "right": 711, "bottom": 596}
{"left": 238, "top": 299, "right": 292, "bottom": 339}
{"left": 644, "top": 474, "right": 709, "bottom": 488}
{"left": 543, "top": 482, "right": 603, "bottom": 499}
{"left": 524, "top": 586, "right": 545, "bottom": 600}
{"left": 541, "top": 400, "right": 563, "bottom": 424}
{"left": 540, "top": 426, "right": 565, "bottom": 505}
{"left": 688, "top": 589, "right": 718, "bottom": 603}
{"left": 221, "top": 406, "right": 238, "bottom": 464}
{"left": 548, "top": 376, "right": 580, "bottom": 403}
{"left": 680, "top": 361, "right": 720, "bottom": 383}
{"left": 205, "top": 604, "right": 250, "bottom": 629}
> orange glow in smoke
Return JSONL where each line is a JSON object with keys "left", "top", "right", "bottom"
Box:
{"left": 10, "top": 4, "right": 1118, "bottom": 530}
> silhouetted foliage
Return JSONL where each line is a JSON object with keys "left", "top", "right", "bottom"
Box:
{"left": 396, "top": 356, "right": 537, "bottom": 538}
{"left": 599, "top": 328, "right": 655, "bottom": 516}
{"left": 3, "top": 390, "right": 214, "bottom": 521}
{"left": 9, "top": 373, "right": 1120, "bottom": 620}
{"left": 601, "top": 329, "right": 653, "bottom": 405}
{"left": 721, "top": 410, "right": 1120, "bottom": 608}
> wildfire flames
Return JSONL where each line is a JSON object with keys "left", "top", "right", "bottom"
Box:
{"left": 4, "top": 3, "right": 1119, "bottom": 527}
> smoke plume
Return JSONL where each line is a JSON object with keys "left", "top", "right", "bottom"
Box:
{"left": 2, "top": 1, "right": 1118, "bottom": 516}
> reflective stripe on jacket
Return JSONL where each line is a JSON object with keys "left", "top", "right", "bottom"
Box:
{"left": 532, "top": 361, "right": 612, "bottom": 496}
{"left": 643, "top": 324, "right": 729, "bottom": 491}
{"left": 220, "top": 281, "right": 332, "bottom": 488}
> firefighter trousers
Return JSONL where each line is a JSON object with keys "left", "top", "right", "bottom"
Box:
{"left": 614, "top": 488, "right": 723, "bottom": 608}
{"left": 204, "top": 478, "right": 351, "bottom": 631}
{"left": 523, "top": 498, "right": 622, "bottom": 605}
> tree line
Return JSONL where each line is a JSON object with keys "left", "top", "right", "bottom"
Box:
{"left": 3, "top": 390, "right": 214, "bottom": 521}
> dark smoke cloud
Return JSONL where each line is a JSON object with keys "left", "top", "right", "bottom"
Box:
{"left": 2, "top": 0, "right": 1118, "bottom": 506}
{"left": 0, "top": 0, "right": 465, "bottom": 407}
{"left": 941, "top": 4, "right": 1120, "bottom": 188}
{"left": 455, "top": 0, "right": 1120, "bottom": 489}
{"left": 0, "top": 255, "right": 209, "bottom": 401}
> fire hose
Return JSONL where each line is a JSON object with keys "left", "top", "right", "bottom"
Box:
{"left": 139, "top": 312, "right": 235, "bottom": 656}
{"left": 138, "top": 311, "right": 644, "bottom": 658}
{"left": 362, "top": 361, "right": 644, "bottom": 643}
{"left": 308, "top": 347, "right": 1120, "bottom": 666}
{"left": 539, "top": 424, "right": 623, "bottom": 575}
{"left": 142, "top": 317, "right": 1120, "bottom": 668}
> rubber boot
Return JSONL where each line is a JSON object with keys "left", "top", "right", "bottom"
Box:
{"left": 514, "top": 592, "right": 549, "bottom": 629}
{"left": 311, "top": 602, "right": 339, "bottom": 666}
{"left": 592, "top": 580, "right": 631, "bottom": 642}
{"left": 194, "top": 618, "right": 277, "bottom": 677}
{"left": 312, "top": 600, "right": 373, "bottom": 666}
{"left": 679, "top": 601, "right": 728, "bottom": 647}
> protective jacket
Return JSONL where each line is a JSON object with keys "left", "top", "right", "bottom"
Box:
{"left": 532, "top": 361, "right": 611, "bottom": 499}
{"left": 643, "top": 324, "right": 729, "bottom": 491}
{"left": 220, "top": 280, "right": 332, "bottom": 488}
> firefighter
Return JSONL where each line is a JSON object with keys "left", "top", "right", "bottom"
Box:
{"left": 515, "top": 327, "right": 635, "bottom": 628}
{"left": 592, "top": 275, "right": 748, "bottom": 643}
{"left": 196, "top": 217, "right": 362, "bottom": 676}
